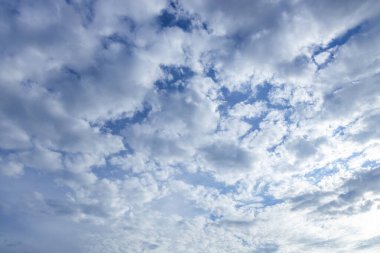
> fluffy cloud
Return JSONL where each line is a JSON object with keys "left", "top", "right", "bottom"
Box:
{"left": 1, "top": 0, "right": 380, "bottom": 252}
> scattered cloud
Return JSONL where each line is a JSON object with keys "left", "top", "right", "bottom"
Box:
{"left": 1, "top": 0, "right": 380, "bottom": 252}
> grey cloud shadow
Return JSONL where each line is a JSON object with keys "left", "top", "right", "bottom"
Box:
{"left": 291, "top": 168, "right": 380, "bottom": 216}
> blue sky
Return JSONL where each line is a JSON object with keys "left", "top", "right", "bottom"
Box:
{"left": 1, "top": 0, "right": 380, "bottom": 252}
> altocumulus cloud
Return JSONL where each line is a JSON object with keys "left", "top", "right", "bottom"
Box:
{"left": 1, "top": 0, "right": 380, "bottom": 252}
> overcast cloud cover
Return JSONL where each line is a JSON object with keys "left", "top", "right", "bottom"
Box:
{"left": 1, "top": 0, "right": 380, "bottom": 252}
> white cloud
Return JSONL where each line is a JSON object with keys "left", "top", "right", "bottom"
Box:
{"left": 1, "top": 0, "right": 380, "bottom": 252}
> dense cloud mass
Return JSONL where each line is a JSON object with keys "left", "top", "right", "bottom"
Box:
{"left": 1, "top": 0, "right": 380, "bottom": 252}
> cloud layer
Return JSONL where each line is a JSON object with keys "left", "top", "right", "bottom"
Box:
{"left": 1, "top": 0, "right": 380, "bottom": 252}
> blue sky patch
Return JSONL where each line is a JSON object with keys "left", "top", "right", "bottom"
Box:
{"left": 313, "top": 22, "right": 365, "bottom": 69}
{"left": 315, "top": 23, "right": 364, "bottom": 55}
{"left": 221, "top": 87, "right": 250, "bottom": 106}
{"left": 155, "top": 65, "right": 194, "bottom": 93}
{"left": 305, "top": 167, "right": 338, "bottom": 184}
{"left": 102, "top": 104, "right": 151, "bottom": 134}
{"left": 157, "top": 9, "right": 193, "bottom": 32}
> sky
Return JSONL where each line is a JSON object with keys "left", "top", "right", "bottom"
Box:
{"left": 1, "top": 0, "right": 380, "bottom": 252}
